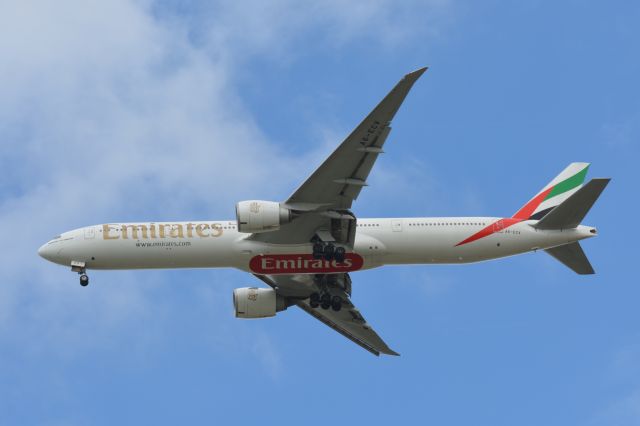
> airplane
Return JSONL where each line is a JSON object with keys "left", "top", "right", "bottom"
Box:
{"left": 38, "top": 67, "right": 610, "bottom": 356}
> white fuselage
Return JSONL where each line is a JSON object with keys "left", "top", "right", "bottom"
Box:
{"left": 38, "top": 217, "right": 597, "bottom": 274}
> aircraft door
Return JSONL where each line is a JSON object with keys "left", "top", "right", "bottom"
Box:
{"left": 391, "top": 220, "right": 403, "bottom": 232}
{"left": 84, "top": 227, "right": 95, "bottom": 239}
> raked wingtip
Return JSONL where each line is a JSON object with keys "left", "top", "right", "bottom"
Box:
{"left": 405, "top": 66, "right": 428, "bottom": 80}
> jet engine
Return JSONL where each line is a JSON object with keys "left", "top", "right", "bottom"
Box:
{"left": 233, "top": 287, "right": 287, "bottom": 319}
{"left": 235, "top": 200, "right": 292, "bottom": 233}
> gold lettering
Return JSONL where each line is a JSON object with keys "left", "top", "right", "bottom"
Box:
{"left": 186, "top": 223, "right": 195, "bottom": 238}
{"left": 210, "top": 223, "right": 223, "bottom": 237}
{"left": 159, "top": 224, "right": 168, "bottom": 238}
{"left": 149, "top": 223, "right": 157, "bottom": 238}
{"left": 196, "top": 223, "right": 210, "bottom": 237}
{"left": 170, "top": 224, "right": 184, "bottom": 238}
{"left": 103, "top": 224, "right": 119, "bottom": 240}
{"left": 121, "top": 224, "right": 148, "bottom": 239}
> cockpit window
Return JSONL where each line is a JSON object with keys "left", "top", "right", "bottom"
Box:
{"left": 52, "top": 235, "right": 62, "bottom": 239}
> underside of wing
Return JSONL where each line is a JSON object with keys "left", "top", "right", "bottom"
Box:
{"left": 254, "top": 273, "right": 398, "bottom": 356}
{"left": 295, "top": 297, "right": 399, "bottom": 356}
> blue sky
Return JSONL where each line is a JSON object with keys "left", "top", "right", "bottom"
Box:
{"left": 0, "top": 0, "right": 637, "bottom": 424}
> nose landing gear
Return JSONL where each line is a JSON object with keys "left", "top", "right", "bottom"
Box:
{"left": 79, "top": 274, "right": 89, "bottom": 287}
{"left": 71, "top": 261, "right": 89, "bottom": 287}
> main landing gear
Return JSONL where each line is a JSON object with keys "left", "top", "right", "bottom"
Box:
{"left": 312, "top": 241, "right": 346, "bottom": 263}
{"left": 309, "top": 292, "right": 342, "bottom": 311}
{"left": 309, "top": 237, "right": 348, "bottom": 312}
{"left": 309, "top": 274, "right": 344, "bottom": 312}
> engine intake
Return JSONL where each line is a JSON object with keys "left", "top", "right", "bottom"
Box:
{"left": 233, "top": 287, "right": 287, "bottom": 319}
{"left": 235, "top": 200, "right": 292, "bottom": 233}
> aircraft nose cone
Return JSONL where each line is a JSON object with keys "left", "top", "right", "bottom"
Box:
{"left": 38, "top": 243, "right": 54, "bottom": 261}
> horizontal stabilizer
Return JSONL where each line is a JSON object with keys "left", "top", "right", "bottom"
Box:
{"left": 534, "top": 178, "right": 610, "bottom": 230}
{"left": 545, "top": 242, "right": 595, "bottom": 274}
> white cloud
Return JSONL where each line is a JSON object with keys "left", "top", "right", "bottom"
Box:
{"left": 157, "top": 0, "right": 454, "bottom": 64}
{"left": 251, "top": 332, "right": 284, "bottom": 380}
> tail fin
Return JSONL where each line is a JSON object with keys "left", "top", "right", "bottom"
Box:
{"left": 545, "top": 242, "right": 595, "bottom": 274}
{"left": 534, "top": 178, "right": 610, "bottom": 230}
{"left": 513, "top": 162, "right": 590, "bottom": 220}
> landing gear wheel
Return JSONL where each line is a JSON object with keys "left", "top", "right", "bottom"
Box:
{"left": 331, "top": 295, "right": 342, "bottom": 311}
{"left": 320, "top": 293, "right": 331, "bottom": 310}
{"left": 79, "top": 274, "right": 89, "bottom": 287}
{"left": 309, "top": 292, "right": 320, "bottom": 308}
{"left": 323, "top": 244, "right": 335, "bottom": 261}
{"left": 334, "top": 247, "right": 346, "bottom": 263}
{"left": 312, "top": 242, "right": 324, "bottom": 259}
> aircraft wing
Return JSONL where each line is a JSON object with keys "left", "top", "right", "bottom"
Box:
{"left": 286, "top": 67, "right": 427, "bottom": 210}
{"left": 295, "top": 297, "right": 399, "bottom": 356}
{"left": 249, "top": 67, "right": 427, "bottom": 245}
{"left": 254, "top": 273, "right": 398, "bottom": 356}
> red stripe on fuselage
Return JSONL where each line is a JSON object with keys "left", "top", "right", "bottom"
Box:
{"left": 455, "top": 218, "right": 523, "bottom": 247}
{"left": 457, "top": 185, "right": 554, "bottom": 246}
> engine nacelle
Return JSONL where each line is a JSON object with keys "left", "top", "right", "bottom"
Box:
{"left": 235, "top": 200, "right": 291, "bottom": 233}
{"left": 233, "top": 287, "right": 287, "bottom": 319}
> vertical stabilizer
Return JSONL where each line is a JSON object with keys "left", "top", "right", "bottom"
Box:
{"left": 513, "top": 163, "right": 590, "bottom": 220}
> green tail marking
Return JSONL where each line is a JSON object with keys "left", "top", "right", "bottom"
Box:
{"left": 545, "top": 165, "right": 589, "bottom": 200}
